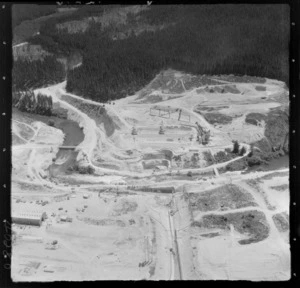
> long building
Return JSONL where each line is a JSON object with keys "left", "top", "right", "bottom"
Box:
{"left": 12, "top": 210, "right": 47, "bottom": 226}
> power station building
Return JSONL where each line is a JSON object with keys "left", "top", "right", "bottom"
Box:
{"left": 12, "top": 210, "right": 47, "bottom": 226}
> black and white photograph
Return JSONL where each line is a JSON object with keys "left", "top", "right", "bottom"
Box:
{"left": 3, "top": 1, "right": 294, "bottom": 281}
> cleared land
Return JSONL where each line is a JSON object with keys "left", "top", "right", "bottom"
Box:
{"left": 11, "top": 71, "right": 289, "bottom": 281}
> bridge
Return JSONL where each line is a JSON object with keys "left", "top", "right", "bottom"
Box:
{"left": 59, "top": 146, "right": 77, "bottom": 150}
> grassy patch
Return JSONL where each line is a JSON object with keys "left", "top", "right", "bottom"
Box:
{"left": 113, "top": 199, "right": 138, "bottom": 216}
{"left": 192, "top": 210, "right": 269, "bottom": 245}
{"left": 189, "top": 184, "right": 258, "bottom": 212}
{"left": 224, "top": 149, "right": 287, "bottom": 172}
{"left": 246, "top": 179, "right": 276, "bottom": 210}
{"left": 204, "top": 112, "right": 233, "bottom": 125}
{"left": 15, "top": 181, "right": 44, "bottom": 192}
{"left": 272, "top": 212, "right": 289, "bottom": 232}
{"left": 270, "top": 184, "right": 288, "bottom": 191}
{"left": 214, "top": 150, "right": 237, "bottom": 163}
{"left": 183, "top": 76, "right": 222, "bottom": 90}
{"left": 143, "top": 152, "right": 168, "bottom": 161}
{"left": 203, "top": 150, "right": 214, "bottom": 166}
{"left": 252, "top": 107, "right": 289, "bottom": 153}
{"left": 225, "top": 158, "right": 247, "bottom": 171}
{"left": 12, "top": 133, "right": 27, "bottom": 145}
{"left": 264, "top": 108, "right": 289, "bottom": 152}
{"left": 245, "top": 112, "right": 267, "bottom": 126}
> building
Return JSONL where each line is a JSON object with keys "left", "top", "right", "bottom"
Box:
{"left": 12, "top": 210, "right": 47, "bottom": 226}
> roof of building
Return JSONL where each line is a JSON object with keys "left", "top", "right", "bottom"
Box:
{"left": 12, "top": 210, "right": 45, "bottom": 220}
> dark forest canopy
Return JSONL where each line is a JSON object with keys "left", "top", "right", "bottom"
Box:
{"left": 12, "top": 4, "right": 57, "bottom": 28}
{"left": 18, "top": 4, "right": 289, "bottom": 102}
{"left": 12, "top": 56, "right": 65, "bottom": 91}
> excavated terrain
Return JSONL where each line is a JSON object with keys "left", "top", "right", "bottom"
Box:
{"left": 11, "top": 71, "right": 289, "bottom": 281}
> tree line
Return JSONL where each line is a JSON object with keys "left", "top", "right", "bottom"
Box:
{"left": 27, "top": 5, "right": 289, "bottom": 102}
{"left": 13, "top": 90, "right": 53, "bottom": 116}
{"left": 12, "top": 55, "right": 65, "bottom": 91}
{"left": 12, "top": 4, "right": 57, "bottom": 28}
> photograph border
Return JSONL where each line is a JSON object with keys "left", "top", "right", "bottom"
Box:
{"left": 0, "top": 0, "right": 299, "bottom": 286}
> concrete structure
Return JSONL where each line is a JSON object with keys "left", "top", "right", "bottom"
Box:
{"left": 140, "top": 186, "right": 175, "bottom": 193}
{"left": 12, "top": 210, "right": 47, "bottom": 226}
{"left": 150, "top": 105, "right": 191, "bottom": 122}
{"left": 132, "top": 127, "right": 138, "bottom": 135}
{"left": 159, "top": 121, "right": 165, "bottom": 135}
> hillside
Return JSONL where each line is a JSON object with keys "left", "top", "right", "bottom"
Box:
{"left": 10, "top": 5, "right": 290, "bottom": 281}
{"left": 12, "top": 4, "right": 57, "bottom": 28}
{"left": 14, "top": 4, "right": 290, "bottom": 101}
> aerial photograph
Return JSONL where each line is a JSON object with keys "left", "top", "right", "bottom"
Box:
{"left": 11, "top": 4, "right": 290, "bottom": 281}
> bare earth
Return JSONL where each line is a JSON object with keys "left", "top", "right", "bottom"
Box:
{"left": 11, "top": 71, "right": 290, "bottom": 281}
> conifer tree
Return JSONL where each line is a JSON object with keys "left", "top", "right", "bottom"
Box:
{"left": 232, "top": 140, "right": 240, "bottom": 154}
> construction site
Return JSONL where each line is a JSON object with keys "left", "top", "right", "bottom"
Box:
{"left": 11, "top": 70, "right": 290, "bottom": 281}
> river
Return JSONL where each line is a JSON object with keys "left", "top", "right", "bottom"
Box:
{"left": 48, "top": 117, "right": 84, "bottom": 177}
{"left": 261, "top": 154, "right": 289, "bottom": 171}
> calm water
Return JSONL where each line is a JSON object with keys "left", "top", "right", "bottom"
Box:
{"left": 49, "top": 118, "right": 84, "bottom": 177}
{"left": 262, "top": 154, "right": 289, "bottom": 171}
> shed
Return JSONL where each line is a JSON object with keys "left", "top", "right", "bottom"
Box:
{"left": 12, "top": 210, "right": 47, "bottom": 226}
